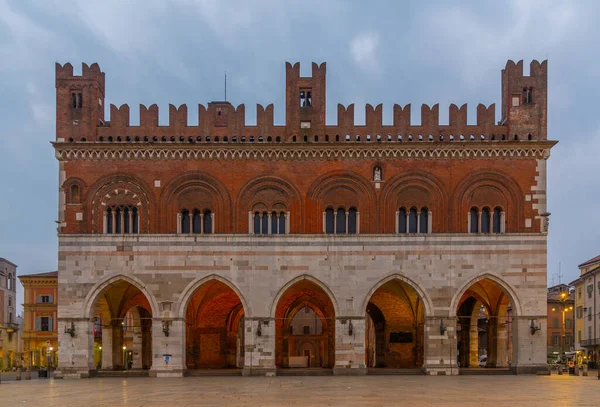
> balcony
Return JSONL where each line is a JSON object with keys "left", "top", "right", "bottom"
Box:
{"left": 581, "top": 338, "right": 600, "bottom": 347}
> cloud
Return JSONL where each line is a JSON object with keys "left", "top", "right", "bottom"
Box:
{"left": 349, "top": 31, "right": 380, "bottom": 73}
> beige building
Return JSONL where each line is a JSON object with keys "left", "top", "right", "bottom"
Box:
{"left": 0, "top": 258, "right": 20, "bottom": 370}
{"left": 570, "top": 255, "right": 600, "bottom": 368}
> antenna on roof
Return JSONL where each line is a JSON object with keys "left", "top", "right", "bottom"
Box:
{"left": 224, "top": 71, "right": 227, "bottom": 102}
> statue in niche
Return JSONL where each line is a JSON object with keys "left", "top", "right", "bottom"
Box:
{"left": 373, "top": 166, "right": 382, "bottom": 181}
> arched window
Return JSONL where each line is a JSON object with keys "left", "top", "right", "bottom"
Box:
{"left": 481, "top": 207, "right": 491, "bottom": 233}
{"left": 398, "top": 207, "right": 407, "bottom": 233}
{"left": 408, "top": 208, "right": 418, "bottom": 233}
{"left": 348, "top": 208, "right": 357, "bottom": 234}
{"left": 277, "top": 211, "right": 286, "bottom": 234}
{"left": 70, "top": 184, "right": 80, "bottom": 204}
{"left": 470, "top": 207, "right": 479, "bottom": 233}
{"left": 325, "top": 208, "right": 334, "bottom": 234}
{"left": 261, "top": 211, "right": 268, "bottom": 233}
{"left": 419, "top": 208, "right": 428, "bottom": 233}
{"left": 336, "top": 208, "right": 346, "bottom": 234}
{"left": 192, "top": 209, "right": 201, "bottom": 233}
{"left": 115, "top": 207, "right": 122, "bottom": 233}
{"left": 203, "top": 210, "right": 213, "bottom": 234}
{"left": 181, "top": 209, "right": 190, "bottom": 234}
{"left": 253, "top": 212, "right": 261, "bottom": 234}
{"left": 493, "top": 207, "right": 502, "bottom": 233}
{"left": 106, "top": 208, "right": 113, "bottom": 233}
{"left": 123, "top": 207, "right": 130, "bottom": 233}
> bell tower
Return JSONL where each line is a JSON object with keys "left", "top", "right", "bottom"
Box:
{"left": 55, "top": 62, "right": 105, "bottom": 142}
{"left": 285, "top": 62, "right": 326, "bottom": 142}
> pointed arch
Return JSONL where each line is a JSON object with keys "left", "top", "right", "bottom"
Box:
{"left": 177, "top": 274, "right": 249, "bottom": 318}
{"left": 449, "top": 273, "right": 522, "bottom": 317}
{"left": 361, "top": 274, "right": 433, "bottom": 317}
{"left": 82, "top": 273, "right": 159, "bottom": 320}
{"left": 270, "top": 274, "right": 340, "bottom": 318}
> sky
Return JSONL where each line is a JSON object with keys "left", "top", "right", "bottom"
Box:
{"left": 1, "top": 0, "right": 599, "bottom": 312}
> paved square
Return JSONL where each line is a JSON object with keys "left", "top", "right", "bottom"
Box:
{"left": 1, "top": 375, "right": 598, "bottom": 407}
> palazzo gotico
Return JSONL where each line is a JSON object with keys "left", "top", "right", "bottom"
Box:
{"left": 54, "top": 59, "right": 555, "bottom": 377}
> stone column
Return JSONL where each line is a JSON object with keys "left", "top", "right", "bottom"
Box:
{"left": 285, "top": 211, "right": 290, "bottom": 234}
{"left": 243, "top": 318, "right": 275, "bottom": 376}
{"left": 267, "top": 212, "right": 272, "bottom": 234}
{"left": 333, "top": 317, "right": 367, "bottom": 375}
{"left": 469, "top": 323, "right": 479, "bottom": 367}
{"left": 345, "top": 212, "right": 349, "bottom": 234}
{"left": 395, "top": 211, "right": 399, "bottom": 233}
{"left": 477, "top": 211, "right": 482, "bottom": 233}
{"left": 150, "top": 318, "right": 184, "bottom": 377}
{"left": 249, "top": 211, "right": 253, "bottom": 234}
{"left": 128, "top": 209, "right": 133, "bottom": 234}
{"left": 500, "top": 211, "right": 506, "bottom": 233}
{"left": 103, "top": 211, "right": 108, "bottom": 234}
{"left": 111, "top": 210, "right": 116, "bottom": 234}
{"left": 356, "top": 212, "right": 360, "bottom": 234}
{"left": 200, "top": 213, "right": 204, "bottom": 234}
{"left": 101, "top": 324, "right": 114, "bottom": 370}
{"left": 322, "top": 212, "right": 326, "bottom": 233}
{"left": 141, "top": 319, "right": 152, "bottom": 370}
{"left": 417, "top": 211, "right": 421, "bottom": 233}
{"left": 188, "top": 213, "right": 193, "bottom": 234}
{"left": 112, "top": 321, "right": 124, "bottom": 370}
{"left": 406, "top": 212, "right": 410, "bottom": 234}
{"left": 486, "top": 319, "right": 498, "bottom": 368}
{"left": 428, "top": 210, "right": 433, "bottom": 233}
{"left": 120, "top": 211, "right": 125, "bottom": 234}
{"left": 467, "top": 211, "right": 471, "bottom": 233}
{"left": 333, "top": 211, "right": 337, "bottom": 234}
{"left": 496, "top": 323, "right": 508, "bottom": 367}
{"left": 511, "top": 316, "right": 549, "bottom": 374}
{"left": 210, "top": 213, "right": 215, "bottom": 233}
{"left": 259, "top": 213, "right": 263, "bottom": 234}
{"left": 132, "top": 325, "right": 143, "bottom": 369}
{"left": 423, "top": 316, "right": 459, "bottom": 375}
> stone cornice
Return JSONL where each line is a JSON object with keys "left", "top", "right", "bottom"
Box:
{"left": 53, "top": 141, "right": 557, "bottom": 161}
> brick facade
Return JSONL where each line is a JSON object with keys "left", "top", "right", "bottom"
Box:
{"left": 54, "top": 60, "right": 555, "bottom": 378}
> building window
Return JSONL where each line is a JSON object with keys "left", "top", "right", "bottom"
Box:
{"left": 481, "top": 207, "right": 491, "bottom": 233}
{"left": 552, "top": 317, "right": 559, "bottom": 328}
{"left": 252, "top": 210, "right": 286, "bottom": 234}
{"left": 578, "top": 287, "right": 582, "bottom": 299}
{"left": 72, "top": 92, "right": 82, "bottom": 109}
{"left": 70, "top": 184, "right": 80, "bottom": 204}
{"left": 325, "top": 207, "right": 359, "bottom": 234}
{"left": 36, "top": 317, "right": 52, "bottom": 332}
{"left": 397, "top": 206, "right": 431, "bottom": 233}
{"left": 523, "top": 87, "right": 533, "bottom": 104}
{"left": 105, "top": 206, "right": 139, "bottom": 234}
{"left": 552, "top": 334, "right": 560, "bottom": 345}
{"left": 565, "top": 319, "right": 572, "bottom": 329}
{"left": 578, "top": 330, "right": 582, "bottom": 343}
{"left": 181, "top": 209, "right": 213, "bottom": 234}
{"left": 469, "top": 207, "right": 479, "bottom": 233}
{"left": 8, "top": 297, "right": 12, "bottom": 306}
{"left": 398, "top": 207, "right": 407, "bottom": 233}
{"left": 300, "top": 89, "right": 312, "bottom": 107}
{"left": 303, "top": 326, "right": 311, "bottom": 335}
{"left": 493, "top": 207, "right": 502, "bottom": 233}
{"left": 588, "top": 285, "right": 594, "bottom": 298}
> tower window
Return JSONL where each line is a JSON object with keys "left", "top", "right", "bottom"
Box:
{"left": 523, "top": 87, "right": 533, "bottom": 104}
{"left": 300, "top": 89, "right": 312, "bottom": 107}
{"left": 72, "top": 92, "right": 83, "bottom": 109}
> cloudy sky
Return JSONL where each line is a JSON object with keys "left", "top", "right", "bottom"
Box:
{"left": 1, "top": 0, "right": 599, "bottom": 311}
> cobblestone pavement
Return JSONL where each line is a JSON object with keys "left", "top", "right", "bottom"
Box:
{"left": 1, "top": 374, "right": 598, "bottom": 407}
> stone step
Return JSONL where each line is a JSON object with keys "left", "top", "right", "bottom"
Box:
{"left": 185, "top": 369, "right": 242, "bottom": 377}
{"left": 368, "top": 368, "right": 426, "bottom": 375}
{"left": 277, "top": 368, "right": 333, "bottom": 376}
{"left": 96, "top": 370, "right": 149, "bottom": 378}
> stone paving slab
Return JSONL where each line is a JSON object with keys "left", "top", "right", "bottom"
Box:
{"left": 1, "top": 375, "right": 598, "bottom": 407}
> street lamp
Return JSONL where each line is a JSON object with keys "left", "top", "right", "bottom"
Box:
{"left": 122, "top": 345, "right": 127, "bottom": 370}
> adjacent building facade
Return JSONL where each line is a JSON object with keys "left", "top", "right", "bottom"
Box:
{"left": 570, "top": 255, "right": 600, "bottom": 368}
{"left": 0, "top": 258, "right": 19, "bottom": 370}
{"left": 54, "top": 59, "right": 555, "bottom": 378}
{"left": 546, "top": 284, "right": 574, "bottom": 361}
{"left": 19, "top": 271, "right": 58, "bottom": 368}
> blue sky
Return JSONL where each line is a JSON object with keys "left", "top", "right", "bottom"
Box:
{"left": 1, "top": 0, "right": 599, "bottom": 312}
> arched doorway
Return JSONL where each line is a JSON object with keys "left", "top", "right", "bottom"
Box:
{"left": 365, "top": 279, "right": 425, "bottom": 369}
{"left": 274, "top": 279, "right": 335, "bottom": 369}
{"left": 184, "top": 280, "right": 245, "bottom": 369}
{"left": 456, "top": 278, "right": 514, "bottom": 369}
{"left": 90, "top": 279, "right": 153, "bottom": 371}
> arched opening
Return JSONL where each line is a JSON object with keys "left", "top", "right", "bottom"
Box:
{"left": 275, "top": 279, "right": 335, "bottom": 370}
{"left": 456, "top": 278, "right": 514, "bottom": 370}
{"left": 365, "top": 279, "right": 425, "bottom": 370}
{"left": 90, "top": 280, "right": 153, "bottom": 372}
{"left": 184, "top": 280, "right": 244, "bottom": 369}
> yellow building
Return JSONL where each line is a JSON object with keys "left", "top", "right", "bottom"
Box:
{"left": 18, "top": 272, "right": 58, "bottom": 368}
